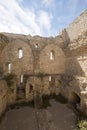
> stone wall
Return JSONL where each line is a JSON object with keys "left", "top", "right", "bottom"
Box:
{"left": 0, "top": 78, "right": 17, "bottom": 117}
{"left": 65, "top": 30, "right": 87, "bottom": 77}
{"left": 39, "top": 44, "right": 65, "bottom": 74}
{"left": 66, "top": 10, "right": 87, "bottom": 41}
{"left": 0, "top": 9, "right": 87, "bottom": 116}
{"left": 25, "top": 75, "right": 60, "bottom": 101}
{"left": 0, "top": 80, "right": 7, "bottom": 117}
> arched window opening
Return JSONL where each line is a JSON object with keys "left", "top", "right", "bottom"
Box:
{"left": 35, "top": 43, "right": 39, "bottom": 49}
{"left": 18, "top": 48, "right": 23, "bottom": 59}
{"left": 8, "top": 63, "right": 11, "bottom": 73}
{"left": 20, "top": 74, "right": 23, "bottom": 83}
{"left": 50, "top": 51, "right": 54, "bottom": 60}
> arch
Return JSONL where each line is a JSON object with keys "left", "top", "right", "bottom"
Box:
{"left": 0, "top": 39, "right": 34, "bottom": 75}
{"left": 69, "top": 92, "right": 81, "bottom": 110}
{"left": 39, "top": 44, "right": 65, "bottom": 74}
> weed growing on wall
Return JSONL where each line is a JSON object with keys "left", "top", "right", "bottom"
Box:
{"left": 4, "top": 73, "right": 15, "bottom": 88}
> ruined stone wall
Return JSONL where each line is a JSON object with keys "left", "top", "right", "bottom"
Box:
{"left": 0, "top": 80, "right": 7, "bottom": 117}
{"left": 0, "top": 39, "right": 34, "bottom": 77}
{"left": 25, "top": 75, "right": 60, "bottom": 101}
{"left": 39, "top": 44, "right": 65, "bottom": 74}
{"left": 0, "top": 9, "right": 87, "bottom": 116}
{"left": 66, "top": 10, "right": 87, "bottom": 41}
{"left": 65, "top": 31, "right": 87, "bottom": 77}
{"left": 0, "top": 34, "right": 65, "bottom": 77}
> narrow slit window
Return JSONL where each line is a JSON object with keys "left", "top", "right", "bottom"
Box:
{"left": 20, "top": 75, "right": 23, "bottom": 83}
{"left": 49, "top": 76, "right": 51, "bottom": 81}
{"left": 8, "top": 63, "right": 11, "bottom": 73}
{"left": 19, "top": 49, "right": 23, "bottom": 59}
{"left": 30, "top": 84, "right": 33, "bottom": 92}
{"left": 50, "top": 51, "right": 54, "bottom": 60}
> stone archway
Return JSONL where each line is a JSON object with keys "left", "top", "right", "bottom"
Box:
{"left": 25, "top": 80, "right": 43, "bottom": 108}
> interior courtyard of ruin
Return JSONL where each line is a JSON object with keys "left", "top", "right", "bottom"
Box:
{"left": 0, "top": 9, "right": 87, "bottom": 130}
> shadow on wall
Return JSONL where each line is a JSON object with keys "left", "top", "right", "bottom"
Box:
{"left": 70, "top": 92, "right": 80, "bottom": 104}
{"left": 65, "top": 58, "right": 85, "bottom": 76}
{"left": 64, "top": 29, "right": 85, "bottom": 77}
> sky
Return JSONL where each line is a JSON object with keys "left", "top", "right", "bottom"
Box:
{"left": 0, "top": 0, "right": 87, "bottom": 37}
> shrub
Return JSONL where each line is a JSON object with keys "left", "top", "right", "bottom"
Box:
{"left": 4, "top": 73, "right": 15, "bottom": 87}
{"left": 77, "top": 120, "right": 87, "bottom": 130}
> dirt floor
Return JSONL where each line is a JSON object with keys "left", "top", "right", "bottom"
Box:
{"left": 0, "top": 100, "right": 77, "bottom": 130}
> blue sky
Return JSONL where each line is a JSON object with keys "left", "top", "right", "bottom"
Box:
{"left": 0, "top": 0, "right": 87, "bottom": 37}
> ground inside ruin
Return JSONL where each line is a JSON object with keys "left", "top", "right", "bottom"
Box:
{"left": 0, "top": 99, "right": 78, "bottom": 130}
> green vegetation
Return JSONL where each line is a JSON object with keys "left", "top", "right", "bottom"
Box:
{"left": 77, "top": 119, "right": 87, "bottom": 130}
{"left": 4, "top": 73, "right": 15, "bottom": 87}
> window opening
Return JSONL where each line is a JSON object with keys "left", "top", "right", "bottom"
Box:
{"left": 20, "top": 74, "right": 23, "bottom": 83}
{"left": 49, "top": 76, "right": 51, "bottom": 81}
{"left": 35, "top": 43, "right": 39, "bottom": 48}
{"left": 8, "top": 63, "right": 11, "bottom": 73}
{"left": 19, "top": 49, "right": 23, "bottom": 59}
{"left": 50, "top": 51, "right": 54, "bottom": 60}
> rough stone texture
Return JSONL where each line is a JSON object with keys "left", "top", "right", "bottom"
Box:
{"left": 0, "top": 9, "right": 87, "bottom": 116}
{"left": 66, "top": 9, "right": 87, "bottom": 41}
{"left": 0, "top": 80, "right": 7, "bottom": 117}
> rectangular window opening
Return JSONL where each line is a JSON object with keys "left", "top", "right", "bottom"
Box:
{"left": 49, "top": 76, "right": 52, "bottom": 81}
{"left": 8, "top": 63, "right": 11, "bottom": 73}
{"left": 20, "top": 74, "right": 23, "bottom": 83}
{"left": 50, "top": 51, "right": 54, "bottom": 60}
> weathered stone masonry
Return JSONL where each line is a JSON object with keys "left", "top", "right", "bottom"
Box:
{"left": 0, "top": 9, "right": 87, "bottom": 116}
